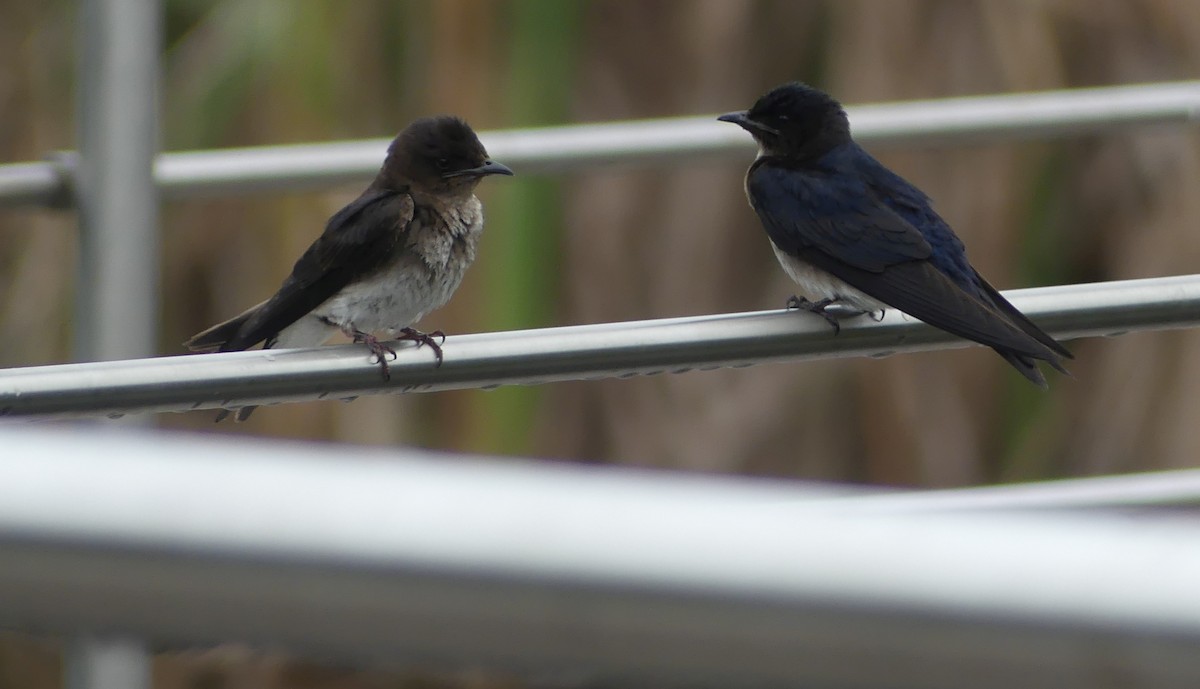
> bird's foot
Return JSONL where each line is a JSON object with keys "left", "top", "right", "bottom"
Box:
{"left": 869, "top": 309, "right": 886, "bottom": 322}
{"left": 398, "top": 327, "right": 446, "bottom": 367}
{"left": 786, "top": 295, "right": 842, "bottom": 334}
{"left": 352, "top": 331, "right": 398, "bottom": 381}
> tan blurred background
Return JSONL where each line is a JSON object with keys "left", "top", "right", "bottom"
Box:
{"left": 2, "top": 0, "right": 1200, "bottom": 687}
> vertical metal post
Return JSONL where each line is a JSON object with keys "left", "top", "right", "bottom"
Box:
{"left": 66, "top": 638, "right": 151, "bottom": 689}
{"left": 73, "top": 0, "right": 161, "bottom": 363}
{"left": 69, "top": 0, "right": 160, "bottom": 686}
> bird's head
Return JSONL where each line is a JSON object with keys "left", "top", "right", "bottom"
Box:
{"left": 718, "top": 82, "right": 851, "bottom": 160}
{"left": 381, "top": 116, "right": 513, "bottom": 195}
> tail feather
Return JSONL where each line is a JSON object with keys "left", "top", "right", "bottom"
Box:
{"left": 973, "top": 271, "right": 1073, "bottom": 360}
{"left": 186, "top": 301, "right": 270, "bottom": 422}
{"left": 184, "top": 301, "right": 267, "bottom": 352}
{"left": 970, "top": 272, "right": 1072, "bottom": 382}
{"left": 214, "top": 407, "right": 256, "bottom": 423}
{"left": 996, "top": 350, "right": 1048, "bottom": 388}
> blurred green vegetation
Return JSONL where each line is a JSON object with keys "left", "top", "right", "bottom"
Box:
{"left": 467, "top": 0, "right": 580, "bottom": 455}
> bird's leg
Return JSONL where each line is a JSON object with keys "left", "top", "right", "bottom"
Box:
{"left": 398, "top": 327, "right": 446, "bottom": 367}
{"left": 350, "top": 329, "right": 397, "bottom": 381}
{"left": 786, "top": 295, "right": 842, "bottom": 334}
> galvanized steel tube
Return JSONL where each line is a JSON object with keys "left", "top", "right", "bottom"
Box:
{"left": 0, "top": 81, "right": 1197, "bottom": 207}
{"left": 1, "top": 274, "right": 1198, "bottom": 421}
{"left": 1, "top": 426, "right": 1200, "bottom": 689}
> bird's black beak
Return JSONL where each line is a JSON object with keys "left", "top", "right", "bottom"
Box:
{"left": 718, "top": 111, "right": 778, "bottom": 137}
{"left": 717, "top": 111, "right": 750, "bottom": 127}
{"left": 444, "top": 160, "right": 514, "bottom": 179}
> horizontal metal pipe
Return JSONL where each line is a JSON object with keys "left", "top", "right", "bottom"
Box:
{"left": 2, "top": 425, "right": 1200, "bottom": 689}
{"left": 807, "top": 469, "right": 1200, "bottom": 513}
{"left": 1, "top": 274, "right": 1199, "bottom": 421}
{"left": 1, "top": 81, "right": 1198, "bottom": 207}
{"left": 0, "top": 162, "right": 67, "bottom": 207}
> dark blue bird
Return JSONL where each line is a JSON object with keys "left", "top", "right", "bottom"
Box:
{"left": 719, "top": 82, "right": 1071, "bottom": 385}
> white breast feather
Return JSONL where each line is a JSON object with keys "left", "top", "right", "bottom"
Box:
{"left": 292, "top": 196, "right": 484, "bottom": 341}
{"left": 770, "top": 243, "right": 886, "bottom": 312}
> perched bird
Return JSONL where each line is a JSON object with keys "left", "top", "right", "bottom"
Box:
{"left": 186, "top": 116, "right": 513, "bottom": 421}
{"left": 718, "top": 82, "right": 1070, "bottom": 385}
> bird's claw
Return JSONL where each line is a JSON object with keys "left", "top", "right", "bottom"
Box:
{"left": 399, "top": 327, "right": 445, "bottom": 367}
{"left": 353, "top": 331, "right": 398, "bottom": 381}
{"left": 786, "top": 295, "right": 841, "bottom": 334}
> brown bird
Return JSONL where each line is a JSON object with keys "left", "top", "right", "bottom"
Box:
{"left": 186, "top": 116, "right": 513, "bottom": 420}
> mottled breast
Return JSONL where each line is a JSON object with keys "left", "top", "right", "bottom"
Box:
{"left": 317, "top": 195, "right": 484, "bottom": 336}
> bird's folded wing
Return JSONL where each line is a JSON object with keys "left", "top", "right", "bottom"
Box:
{"left": 816, "top": 259, "right": 1062, "bottom": 360}
{"left": 747, "top": 160, "right": 934, "bottom": 271}
{"left": 747, "top": 162, "right": 1061, "bottom": 360}
{"left": 221, "top": 189, "right": 414, "bottom": 351}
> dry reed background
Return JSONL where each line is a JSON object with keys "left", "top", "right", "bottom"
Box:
{"left": 1, "top": 1, "right": 1199, "bottom": 687}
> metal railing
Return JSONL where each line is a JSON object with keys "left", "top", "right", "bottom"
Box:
{"left": 4, "top": 77, "right": 1200, "bottom": 689}
{"left": 3, "top": 425, "right": 1200, "bottom": 689}
{"left": 1, "top": 80, "right": 1198, "bottom": 207}
{"left": 2, "top": 274, "right": 1199, "bottom": 421}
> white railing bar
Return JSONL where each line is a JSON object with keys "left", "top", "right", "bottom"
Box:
{"left": 802, "top": 469, "right": 1200, "bottom": 513}
{"left": 1, "top": 80, "right": 1197, "bottom": 208}
{"left": 1, "top": 425, "right": 1199, "bottom": 689}
{"left": 1, "top": 274, "right": 1198, "bottom": 421}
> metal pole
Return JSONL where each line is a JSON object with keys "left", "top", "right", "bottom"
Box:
{"left": 1, "top": 274, "right": 1199, "bottom": 421}
{"left": 2, "top": 425, "right": 1200, "bottom": 689}
{"left": 66, "top": 638, "right": 151, "bottom": 689}
{"left": 0, "top": 81, "right": 1197, "bottom": 208}
{"left": 73, "top": 0, "right": 161, "bottom": 364}
{"left": 67, "top": 0, "right": 160, "bottom": 686}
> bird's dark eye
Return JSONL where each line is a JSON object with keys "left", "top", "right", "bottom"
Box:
{"left": 435, "top": 157, "right": 450, "bottom": 171}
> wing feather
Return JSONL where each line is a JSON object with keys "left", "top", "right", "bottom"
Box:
{"left": 747, "top": 160, "right": 1064, "bottom": 364}
{"left": 220, "top": 189, "right": 414, "bottom": 351}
